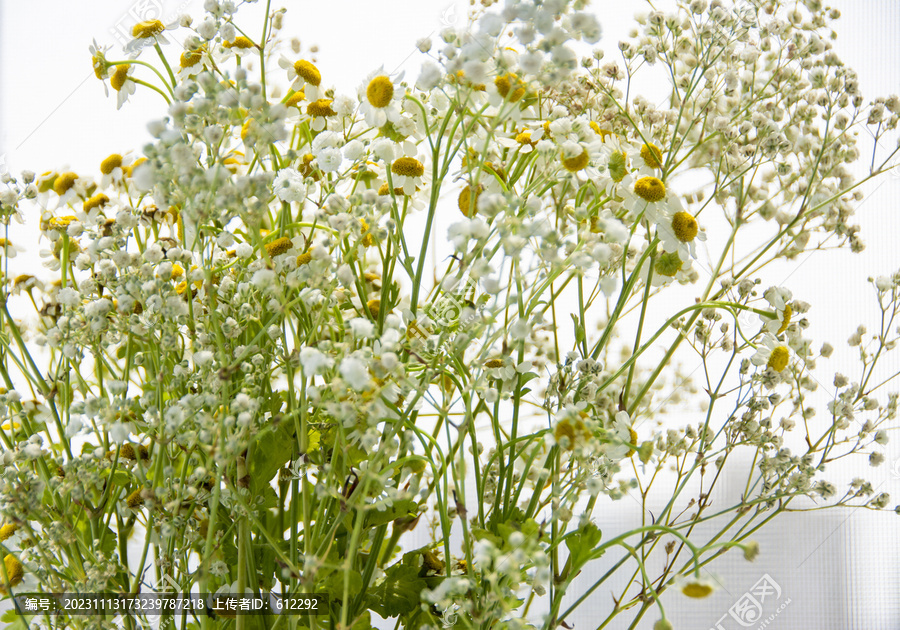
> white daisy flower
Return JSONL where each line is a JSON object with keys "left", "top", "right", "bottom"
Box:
{"left": 359, "top": 68, "right": 403, "bottom": 128}
{"left": 89, "top": 39, "right": 111, "bottom": 95}
{"left": 109, "top": 64, "right": 136, "bottom": 110}
{"left": 219, "top": 36, "right": 256, "bottom": 61}
{"left": 601, "top": 410, "right": 638, "bottom": 461}
{"left": 750, "top": 333, "right": 792, "bottom": 372}
{"left": 638, "top": 248, "right": 695, "bottom": 288}
{"left": 177, "top": 48, "right": 206, "bottom": 77}
{"left": 306, "top": 98, "right": 336, "bottom": 132}
{"left": 486, "top": 72, "right": 529, "bottom": 122}
{"left": 278, "top": 57, "right": 322, "bottom": 100}
{"left": 99, "top": 153, "right": 134, "bottom": 187}
{"left": 390, "top": 156, "right": 426, "bottom": 195}
{"left": 124, "top": 19, "right": 177, "bottom": 58}
{"left": 626, "top": 132, "right": 667, "bottom": 175}
{"left": 757, "top": 286, "right": 795, "bottom": 335}
{"left": 0, "top": 238, "right": 26, "bottom": 259}
{"left": 558, "top": 139, "right": 603, "bottom": 184}
{"left": 496, "top": 125, "right": 544, "bottom": 154}
{"left": 657, "top": 202, "right": 707, "bottom": 262}
{"left": 673, "top": 572, "right": 720, "bottom": 599}
{"left": 620, "top": 174, "right": 675, "bottom": 227}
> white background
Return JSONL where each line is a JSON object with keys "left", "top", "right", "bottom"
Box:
{"left": 1, "top": 0, "right": 899, "bottom": 628}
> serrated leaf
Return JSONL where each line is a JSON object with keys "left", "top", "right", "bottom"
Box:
{"left": 364, "top": 499, "right": 417, "bottom": 529}
{"left": 565, "top": 521, "right": 602, "bottom": 572}
{"left": 248, "top": 422, "right": 295, "bottom": 496}
{"left": 351, "top": 610, "right": 372, "bottom": 630}
{"left": 367, "top": 563, "right": 425, "bottom": 618}
{"left": 322, "top": 570, "right": 363, "bottom": 602}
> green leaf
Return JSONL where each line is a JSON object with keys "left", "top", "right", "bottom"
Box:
{"left": 1, "top": 609, "right": 20, "bottom": 622}
{"left": 248, "top": 421, "right": 295, "bottom": 496}
{"left": 564, "top": 521, "right": 602, "bottom": 572}
{"left": 252, "top": 543, "right": 277, "bottom": 590}
{"left": 351, "top": 610, "right": 373, "bottom": 630}
{"left": 471, "top": 527, "right": 503, "bottom": 548}
{"left": 367, "top": 563, "right": 425, "bottom": 618}
{"left": 321, "top": 570, "right": 363, "bottom": 602}
{"left": 638, "top": 441, "right": 654, "bottom": 464}
{"left": 571, "top": 313, "right": 585, "bottom": 343}
{"left": 364, "top": 499, "right": 417, "bottom": 529}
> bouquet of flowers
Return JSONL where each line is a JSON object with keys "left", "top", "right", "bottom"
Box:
{"left": 0, "top": 0, "right": 898, "bottom": 628}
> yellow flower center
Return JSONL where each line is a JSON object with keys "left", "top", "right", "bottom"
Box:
{"left": 92, "top": 54, "right": 106, "bottom": 80}
{"left": 294, "top": 60, "right": 321, "bottom": 86}
{"left": 494, "top": 73, "right": 526, "bottom": 102}
{"left": 515, "top": 131, "right": 533, "bottom": 145}
{"left": 681, "top": 582, "right": 714, "bottom": 598}
{"left": 360, "top": 219, "right": 375, "bottom": 247}
{"left": 640, "top": 143, "right": 663, "bottom": 169}
{"left": 627, "top": 427, "right": 638, "bottom": 458}
{"left": 634, "top": 176, "right": 666, "bottom": 202}
{"left": 555, "top": 420, "right": 576, "bottom": 449}
{"left": 484, "top": 359, "right": 504, "bottom": 369}
{"left": 101, "top": 154, "right": 123, "bottom": 175}
{"left": 458, "top": 184, "right": 483, "bottom": 218}
{"left": 224, "top": 36, "right": 254, "bottom": 49}
{"left": 53, "top": 172, "right": 78, "bottom": 196}
{"left": 306, "top": 99, "right": 336, "bottom": 117}
{"left": 296, "top": 251, "right": 313, "bottom": 266}
{"left": 110, "top": 65, "right": 130, "bottom": 91}
{"left": 132, "top": 20, "right": 165, "bottom": 39}
{"left": 180, "top": 50, "right": 202, "bottom": 68}
{"left": 84, "top": 193, "right": 110, "bottom": 212}
{"left": 589, "top": 122, "right": 614, "bottom": 141}
{"left": 671, "top": 211, "right": 698, "bottom": 242}
{"left": 265, "top": 237, "right": 293, "bottom": 257}
{"left": 777, "top": 304, "right": 792, "bottom": 335}
{"left": 562, "top": 149, "right": 590, "bottom": 173}
{"left": 0, "top": 524, "right": 17, "bottom": 542}
{"left": 391, "top": 157, "right": 425, "bottom": 178}
{"left": 366, "top": 75, "right": 394, "bottom": 108}
{"left": 1, "top": 554, "right": 23, "bottom": 591}
{"left": 767, "top": 346, "right": 790, "bottom": 372}
{"left": 125, "top": 489, "right": 144, "bottom": 508}
{"left": 285, "top": 91, "right": 305, "bottom": 107}
{"left": 124, "top": 157, "right": 147, "bottom": 178}
{"left": 378, "top": 182, "right": 405, "bottom": 196}
{"left": 48, "top": 216, "right": 78, "bottom": 231}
